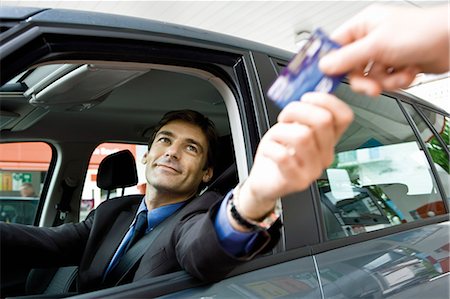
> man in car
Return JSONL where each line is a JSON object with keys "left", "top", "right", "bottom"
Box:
{"left": 1, "top": 95, "right": 353, "bottom": 293}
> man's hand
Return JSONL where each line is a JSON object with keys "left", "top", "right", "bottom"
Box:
{"left": 229, "top": 92, "right": 353, "bottom": 229}
{"left": 319, "top": 5, "right": 449, "bottom": 96}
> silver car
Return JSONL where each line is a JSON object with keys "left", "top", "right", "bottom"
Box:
{"left": 0, "top": 6, "right": 448, "bottom": 299}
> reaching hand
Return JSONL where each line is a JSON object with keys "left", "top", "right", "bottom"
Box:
{"left": 319, "top": 5, "right": 449, "bottom": 96}
{"left": 234, "top": 92, "right": 353, "bottom": 222}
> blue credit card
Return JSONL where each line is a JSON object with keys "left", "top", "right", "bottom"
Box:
{"left": 267, "top": 28, "right": 345, "bottom": 108}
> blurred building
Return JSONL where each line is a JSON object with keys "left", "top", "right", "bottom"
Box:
{"left": 406, "top": 73, "right": 449, "bottom": 113}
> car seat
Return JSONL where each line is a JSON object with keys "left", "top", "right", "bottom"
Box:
{"left": 25, "top": 150, "right": 138, "bottom": 296}
{"left": 204, "top": 135, "right": 238, "bottom": 195}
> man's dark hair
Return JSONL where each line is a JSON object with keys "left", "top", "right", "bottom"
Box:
{"left": 148, "top": 110, "right": 218, "bottom": 170}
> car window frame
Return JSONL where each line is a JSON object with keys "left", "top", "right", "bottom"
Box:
{"left": 398, "top": 97, "right": 449, "bottom": 208}
{"left": 415, "top": 103, "right": 450, "bottom": 155}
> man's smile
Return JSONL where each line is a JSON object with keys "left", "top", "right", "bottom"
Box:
{"left": 155, "top": 162, "right": 182, "bottom": 174}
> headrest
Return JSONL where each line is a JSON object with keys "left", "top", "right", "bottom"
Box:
{"left": 213, "top": 135, "right": 234, "bottom": 178}
{"left": 97, "top": 150, "right": 138, "bottom": 190}
{"left": 205, "top": 135, "right": 238, "bottom": 194}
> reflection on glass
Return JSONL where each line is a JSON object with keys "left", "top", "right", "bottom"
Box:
{"left": 160, "top": 257, "right": 321, "bottom": 298}
{"left": 318, "top": 223, "right": 449, "bottom": 298}
{"left": 319, "top": 85, "right": 445, "bottom": 240}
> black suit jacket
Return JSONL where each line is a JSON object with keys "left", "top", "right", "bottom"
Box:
{"left": 1, "top": 191, "right": 279, "bottom": 293}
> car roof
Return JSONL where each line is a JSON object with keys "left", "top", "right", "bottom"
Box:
{"left": 1, "top": 6, "right": 293, "bottom": 60}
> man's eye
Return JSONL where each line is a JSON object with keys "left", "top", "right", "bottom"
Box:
{"left": 158, "top": 137, "right": 170, "bottom": 143}
{"left": 186, "top": 145, "right": 198, "bottom": 153}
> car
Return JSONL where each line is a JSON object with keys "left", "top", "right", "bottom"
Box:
{"left": 0, "top": 6, "right": 448, "bottom": 299}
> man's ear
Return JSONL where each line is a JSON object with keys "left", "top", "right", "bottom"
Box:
{"left": 141, "top": 152, "right": 148, "bottom": 164}
{"left": 202, "top": 167, "right": 213, "bottom": 183}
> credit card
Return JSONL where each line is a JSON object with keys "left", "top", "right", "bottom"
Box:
{"left": 267, "top": 28, "right": 345, "bottom": 108}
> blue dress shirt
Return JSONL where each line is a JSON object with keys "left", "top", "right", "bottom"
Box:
{"left": 214, "top": 191, "right": 259, "bottom": 256}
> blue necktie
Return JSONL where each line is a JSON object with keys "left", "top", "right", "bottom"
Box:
{"left": 124, "top": 210, "right": 148, "bottom": 253}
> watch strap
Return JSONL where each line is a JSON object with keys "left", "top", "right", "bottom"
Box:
{"left": 229, "top": 198, "right": 258, "bottom": 230}
{"left": 228, "top": 184, "right": 281, "bottom": 231}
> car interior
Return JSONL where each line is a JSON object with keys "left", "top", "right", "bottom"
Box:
{"left": 0, "top": 61, "right": 246, "bottom": 296}
{"left": 1, "top": 61, "right": 247, "bottom": 219}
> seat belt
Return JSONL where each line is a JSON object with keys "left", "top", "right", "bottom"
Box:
{"left": 103, "top": 206, "right": 185, "bottom": 286}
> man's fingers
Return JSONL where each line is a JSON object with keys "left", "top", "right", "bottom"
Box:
{"left": 248, "top": 94, "right": 354, "bottom": 200}
{"left": 348, "top": 75, "right": 383, "bottom": 96}
{"left": 348, "top": 65, "right": 419, "bottom": 95}
{"left": 378, "top": 67, "right": 419, "bottom": 90}
{"left": 319, "top": 37, "right": 374, "bottom": 76}
{"left": 276, "top": 101, "right": 335, "bottom": 164}
{"left": 276, "top": 94, "right": 354, "bottom": 166}
{"left": 281, "top": 93, "right": 354, "bottom": 138}
{"left": 320, "top": 5, "right": 386, "bottom": 76}
{"left": 260, "top": 127, "right": 323, "bottom": 189}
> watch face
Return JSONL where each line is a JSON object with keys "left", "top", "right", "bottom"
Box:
{"left": 257, "top": 202, "right": 282, "bottom": 230}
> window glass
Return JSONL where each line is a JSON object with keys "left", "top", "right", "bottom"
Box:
{"left": 419, "top": 107, "right": 449, "bottom": 150}
{"left": 404, "top": 104, "right": 449, "bottom": 201}
{"left": 0, "top": 142, "right": 52, "bottom": 224}
{"left": 318, "top": 86, "right": 445, "bottom": 240}
{"left": 80, "top": 143, "right": 148, "bottom": 220}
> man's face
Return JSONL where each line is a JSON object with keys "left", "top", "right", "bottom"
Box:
{"left": 20, "top": 186, "right": 33, "bottom": 197}
{"left": 143, "top": 120, "right": 213, "bottom": 199}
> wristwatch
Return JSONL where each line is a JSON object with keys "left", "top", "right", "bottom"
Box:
{"left": 228, "top": 183, "right": 281, "bottom": 231}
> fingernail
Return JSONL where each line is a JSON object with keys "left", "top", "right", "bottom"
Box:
{"left": 319, "top": 55, "right": 333, "bottom": 73}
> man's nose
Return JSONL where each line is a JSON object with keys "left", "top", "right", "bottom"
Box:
{"left": 164, "top": 144, "right": 180, "bottom": 159}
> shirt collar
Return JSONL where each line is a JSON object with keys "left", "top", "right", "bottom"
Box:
{"left": 135, "top": 197, "right": 186, "bottom": 231}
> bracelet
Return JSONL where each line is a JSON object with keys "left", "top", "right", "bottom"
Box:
{"left": 229, "top": 196, "right": 259, "bottom": 230}
{"left": 228, "top": 183, "right": 281, "bottom": 231}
